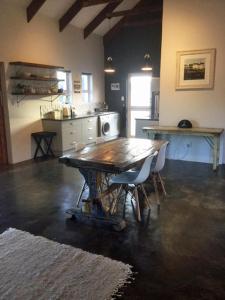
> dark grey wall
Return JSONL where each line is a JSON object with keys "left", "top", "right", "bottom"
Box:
{"left": 104, "top": 23, "right": 162, "bottom": 136}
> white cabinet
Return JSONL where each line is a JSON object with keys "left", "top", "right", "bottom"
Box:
{"left": 61, "top": 120, "right": 83, "bottom": 151}
{"left": 82, "top": 117, "right": 98, "bottom": 144}
{"left": 42, "top": 118, "right": 83, "bottom": 155}
{"left": 42, "top": 116, "right": 98, "bottom": 155}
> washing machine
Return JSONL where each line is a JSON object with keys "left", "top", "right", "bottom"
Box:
{"left": 98, "top": 112, "right": 120, "bottom": 141}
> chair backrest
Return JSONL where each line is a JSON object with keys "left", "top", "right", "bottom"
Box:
{"left": 133, "top": 151, "right": 158, "bottom": 184}
{"left": 153, "top": 141, "right": 169, "bottom": 172}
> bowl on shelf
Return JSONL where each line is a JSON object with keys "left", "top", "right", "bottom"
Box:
{"left": 23, "top": 72, "right": 32, "bottom": 78}
{"left": 51, "top": 87, "right": 58, "bottom": 93}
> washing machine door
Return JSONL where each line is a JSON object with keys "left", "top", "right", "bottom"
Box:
{"left": 102, "top": 121, "right": 110, "bottom": 136}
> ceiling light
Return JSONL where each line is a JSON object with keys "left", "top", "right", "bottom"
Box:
{"left": 104, "top": 57, "right": 115, "bottom": 73}
{"left": 141, "top": 53, "right": 153, "bottom": 72}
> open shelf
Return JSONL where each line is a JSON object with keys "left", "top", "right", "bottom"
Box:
{"left": 10, "top": 76, "right": 64, "bottom": 82}
{"left": 12, "top": 92, "right": 65, "bottom": 96}
{"left": 9, "top": 61, "right": 64, "bottom": 70}
{"left": 10, "top": 61, "right": 67, "bottom": 103}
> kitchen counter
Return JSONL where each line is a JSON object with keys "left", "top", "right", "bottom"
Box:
{"left": 42, "top": 111, "right": 118, "bottom": 121}
{"left": 42, "top": 111, "right": 120, "bottom": 155}
{"left": 135, "top": 117, "right": 159, "bottom": 121}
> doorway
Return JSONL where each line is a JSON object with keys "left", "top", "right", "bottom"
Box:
{"left": 127, "top": 73, "right": 152, "bottom": 137}
{"left": 0, "top": 62, "right": 8, "bottom": 164}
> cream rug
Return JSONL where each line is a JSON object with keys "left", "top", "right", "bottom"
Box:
{"left": 0, "top": 228, "right": 133, "bottom": 300}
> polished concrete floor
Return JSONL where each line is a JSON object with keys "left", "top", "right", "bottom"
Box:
{"left": 0, "top": 159, "right": 225, "bottom": 299}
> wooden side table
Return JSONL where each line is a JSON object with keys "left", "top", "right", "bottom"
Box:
{"left": 31, "top": 131, "right": 56, "bottom": 159}
{"left": 142, "top": 126, "right": 224, "bottom": 170}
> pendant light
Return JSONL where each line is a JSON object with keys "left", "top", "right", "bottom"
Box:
{"left": 104, "top": 17, "right": 116, "bottom": 73}
{"left": 104, "top": 56, "right": 115, "bottom": 73}
{"left": 141, "top": 53, "right": 153, "bottom": 72}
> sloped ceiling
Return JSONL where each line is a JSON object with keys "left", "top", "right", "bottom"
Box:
{"left": 8, "top": 0, "right": 140, "bottom": 36}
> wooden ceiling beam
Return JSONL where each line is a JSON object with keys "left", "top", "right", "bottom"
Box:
{"left": 59, "top": 0, "right": 83, "bottom": 32}
{"left": 103, "top": 17, "right": 124, "bottom": 44}
{"left": 82, "top": 0, "right": 121, "bottom": 7}
{"left": 84, "top": 0, "right": 123, "bottom": 39}
{"left": 103, "top": 0, "right": 162, "bottom": 43}
{"left": 123, "top": 18, "right": 161, "bottom": 27}
{"left": 59, "top": 0, "right": 120, "bottom": 32}
{"left": 27, "top": 0, "right": 47, "bottom": 23}
{"left": 106, "top": 6, "right": 162, "bottom": 18}
{"left": 103, "top": 0, "right": 143, "bottom": 44}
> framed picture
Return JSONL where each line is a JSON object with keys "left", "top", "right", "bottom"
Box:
{"left": 73, "top": 80, "right": 81, "bottom": 93}
{"left": 176, "top": 48, "right": 216, "bottom": 90}
{"left": 111, "top": 83, "right": 120, "bottom": 91}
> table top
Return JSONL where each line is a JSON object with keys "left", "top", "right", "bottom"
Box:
{"left": 59, "top": 138, "right": 165, "bottom": 173}
{"left": 143, "top": 126, "right": 224, "bottom": 135}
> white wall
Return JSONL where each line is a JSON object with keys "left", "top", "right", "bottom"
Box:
{"left": 160, "top": 0, "right": 225, "bottom": 164}
{"left": 0, "top": 1, "right": 104, "bottom": 163}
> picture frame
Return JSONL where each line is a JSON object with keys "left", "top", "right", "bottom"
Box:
{"left": 111, "top": 83, "right": 120, "bottom": 91}
{"left": 176, "top": 48, "right": 216, "bottom": 90}
{"left": 73, "top": 80, "right": 81, "bottom": 93}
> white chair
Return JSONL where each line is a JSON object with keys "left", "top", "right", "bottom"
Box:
{"left": 151, "top": 141, "right": 169, "bottom": 205}
{"left": 109, "top": 151, "right": 158, "bottom": 222}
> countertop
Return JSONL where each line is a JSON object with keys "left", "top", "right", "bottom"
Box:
{"left": 135, "top": 117, "right": 159, "bottom": 120}
{"left": 42, "top": 111, "right": 118, "bottom": 121}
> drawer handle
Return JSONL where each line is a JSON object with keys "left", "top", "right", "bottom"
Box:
{"left": 70, "top": 132, "right": 73, "bottom": 135}
{"left": 70, "top": 122, "right": 73, "bottom": 125}
{"left": 88, "top": 127, "right": 93, "bottom": 130}
{"left": 88, "top": 137, "right": 93, "bottom": 140}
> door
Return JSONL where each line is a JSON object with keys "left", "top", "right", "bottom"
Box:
{"left": 127, "top": 73, "right": 152, "bottom": 137}
{"left": 0, "top": 62, "right": 8, "bottom": 164}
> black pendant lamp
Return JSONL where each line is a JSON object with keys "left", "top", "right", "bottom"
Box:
{"left": 104, "top": 56, "right": 116, "bottom": 73}
{"left": 141, "top": 53, "right": 153, "bottom": 72}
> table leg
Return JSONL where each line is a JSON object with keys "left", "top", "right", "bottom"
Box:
{"left": 66, "top": 169, "right": 126, "bottom": 230}
{"left": 33, "top": 136, "right": 45, "bottom": 159}
{"left": 44, "top": 136, "right": 55, "bottom": 157}
{"left": 213, "top": 135, "right": 220, "bottom": 171}
{"left": 79, "top": 168, "right": 105, "bottom": 217}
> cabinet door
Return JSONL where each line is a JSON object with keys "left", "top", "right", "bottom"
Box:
{"left": 62, "top": 120, "right": 83, "bottom": 150}
{"left": 82, "top": 117, "right": 98, "bottom": 144}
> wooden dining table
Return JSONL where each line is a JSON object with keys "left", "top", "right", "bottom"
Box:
{"left": 59, "top": 138, "right": 165, "bottom": 230}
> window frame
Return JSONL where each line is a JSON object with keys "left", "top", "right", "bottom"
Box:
{"left": 57, "top": 70, "right": 72, "bottom": 104}
{"left": 81, "top": 73, "right": 93, "bottom": 103}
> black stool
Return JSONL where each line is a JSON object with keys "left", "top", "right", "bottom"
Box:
{"left": 31, "top": 131, "right": 56, "bottom": 159}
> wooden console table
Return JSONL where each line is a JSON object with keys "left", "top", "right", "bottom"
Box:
{"left": 142, "top": 126, "right": 224, "bottom": 170}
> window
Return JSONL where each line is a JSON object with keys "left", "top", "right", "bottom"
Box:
{"left": 57, "top": 71, "right": 72, "bottom": 104}
{"left": 128, "top": 75, "right": 151, "bottom": 136}
{"left": 127, "top": 74, "right": 160, "bottom": 136}
{"left": 82, "top": 73, "right": 93, "bottom": 103}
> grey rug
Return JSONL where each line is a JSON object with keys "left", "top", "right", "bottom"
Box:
{"left": 0, "top": 228, "right": 133, "bottom": 300}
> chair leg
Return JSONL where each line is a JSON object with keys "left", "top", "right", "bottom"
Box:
{"left": 122, "top": 187, "right": 129, "bottom": 218}
{"left": 158, "top": 172, "right": 167, "bottom": 196}
{"left": 76, "top": 181, "right": 86, "bottom": 207}
{"left": 134, "top": 186, "right": 141, "bottom": 222}
{"left": 110, "top": 184, "right": 123, "bottom": 214}
{"left": 152, "top": 175, "right": 160, "bottom": 206}
{"left": 140, "top": 184, "right": 152, "bottom": 209}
